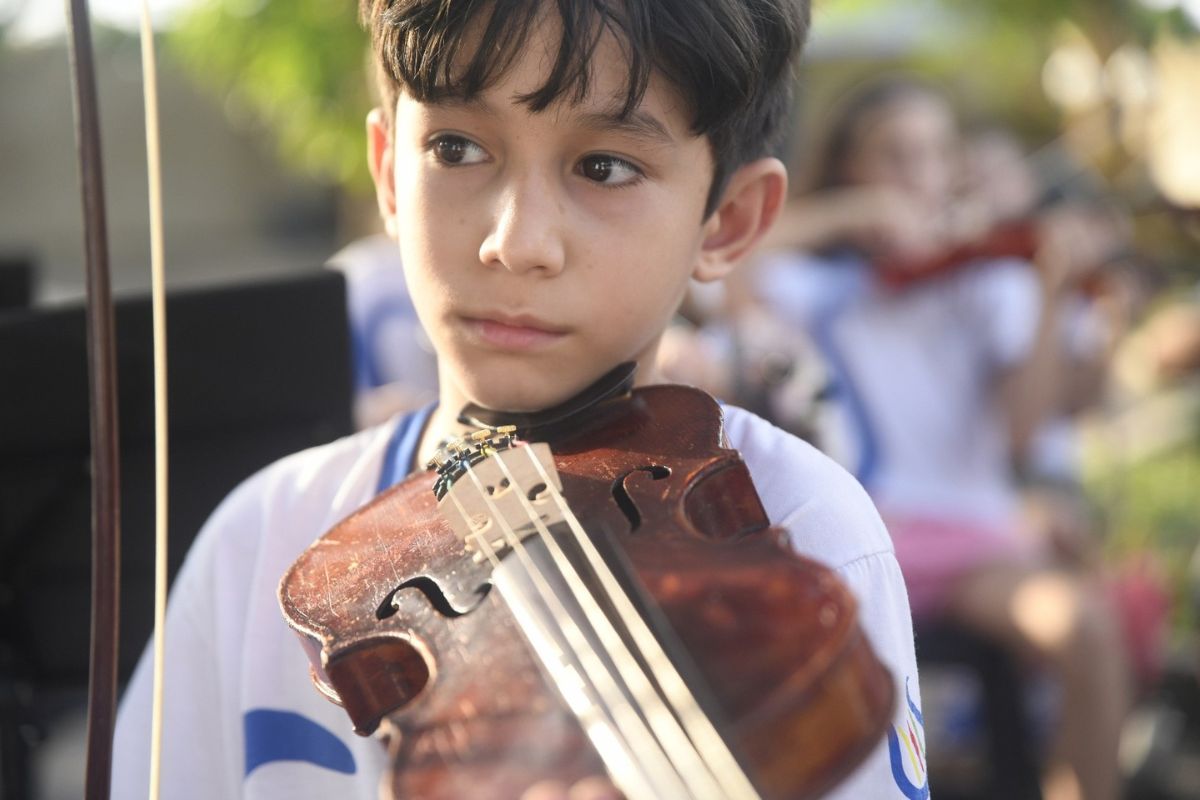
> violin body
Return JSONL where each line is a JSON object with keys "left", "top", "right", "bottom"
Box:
{"left": 877, "top": 220, "right": 1039, "bottom": 289}
{"left": 279, "top": 385, "right": 894, "bottom": 799}
{"left": 875, "top": 217, "right": 1116, "bottom": 298}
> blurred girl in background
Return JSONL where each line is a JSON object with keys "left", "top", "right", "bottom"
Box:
{"left": 750, "top": 76, "right": 1130, "bottom": 800}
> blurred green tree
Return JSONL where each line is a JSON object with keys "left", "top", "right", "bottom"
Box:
{"left": 1088, "top": 422, "right": 1200, "bottom": 635}
{"left": 167, "top": 0, "right": 1195, "bottom": 193}
{"left": 816, "top": 0, "right": 1190, "bottom": 133}
{"left": 170, "top": 0, "right": 373, "bottom": 192}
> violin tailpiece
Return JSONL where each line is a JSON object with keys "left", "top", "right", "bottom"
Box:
{"left": 437, "top": 440, "right": 565, "bottom": 557}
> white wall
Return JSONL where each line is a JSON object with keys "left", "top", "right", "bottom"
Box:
{"left": 0, "top": 36, "right": 340, "bottom": 304}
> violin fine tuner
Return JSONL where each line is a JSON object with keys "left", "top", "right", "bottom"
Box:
{"left": 429, "top": 426, "right": 566, "bottom": 561}
{"left": 428, "top": 424, "right": 519, "bottom": 499}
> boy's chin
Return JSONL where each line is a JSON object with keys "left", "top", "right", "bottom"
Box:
{"left": 454, "top": 368, "right": 605, "bottom": 417}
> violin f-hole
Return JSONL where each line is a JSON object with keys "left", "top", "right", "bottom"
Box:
{"left": 376, "top": 576, "right": 490, "bottom": 620}
{"left": 611, "top": 465, "right": 671, "bottom": 531}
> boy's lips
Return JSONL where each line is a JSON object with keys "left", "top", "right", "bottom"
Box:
{"left": 461, "top": 312, "right": 568, "bottom": 350}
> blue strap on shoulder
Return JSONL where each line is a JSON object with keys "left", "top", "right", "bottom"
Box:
{"left": 806, "top": 255, "right": 882, "bottom": 488}
{"left": 376, "top": 402, "right": 437, "bottom": 494}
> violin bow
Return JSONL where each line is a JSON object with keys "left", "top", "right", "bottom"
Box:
{"left": 63, "top": 1, "right": 171, "bottom": 797}
{"left": 63, "top": 1, "right": 121, "bottom": 797}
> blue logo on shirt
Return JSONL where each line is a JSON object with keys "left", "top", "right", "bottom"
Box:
{"left": 244, "top": 709, "right": 356, "bottom": 776}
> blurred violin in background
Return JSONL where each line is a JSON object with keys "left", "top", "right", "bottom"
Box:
{"left": 875, "top": 218, "right": 1040, "bottom": 288}
{"left": 875, "top": 207, "right": 1135, "bottom": 297}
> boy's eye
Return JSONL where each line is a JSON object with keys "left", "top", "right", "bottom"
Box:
{"left": 429, "top": 135, "right": 487, "bottom": 166}
{"left": 578, "top": 154, "right": 642, "bottom": 186}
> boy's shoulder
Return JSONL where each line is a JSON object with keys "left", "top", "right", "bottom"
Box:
{"left": 195, "top": 420, "right": 399, "bottom": 573}
{"left": 242, "top": 423, "right": 392, "bottom": 512}
{"left": 722, "top": 405, "right": 893, "bottom": 571}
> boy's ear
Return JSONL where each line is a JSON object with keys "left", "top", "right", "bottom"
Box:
{"left": 694, "top": 158, "right": 788, "bottom": 283}
{"left": 367, "top": 108, "right": 398, "bottom": 239}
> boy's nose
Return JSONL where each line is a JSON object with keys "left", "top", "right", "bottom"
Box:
{"left": 478, "top": 176, "right": 566, "bottom": 276}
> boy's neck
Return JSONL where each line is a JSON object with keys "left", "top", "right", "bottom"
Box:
{"left": 415, "top": 359, "right": 665, "bottom": 468}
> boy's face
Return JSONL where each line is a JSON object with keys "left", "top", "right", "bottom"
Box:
{"left": 371, "top": 23, "right": 725, "bottom": 413}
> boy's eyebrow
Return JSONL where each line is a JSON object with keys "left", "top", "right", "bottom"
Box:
{"left": 573, "top": 109, "right": 675, "bottom": 144}
{"left": 429, "top": 96, "right": 674, "bottom": 144}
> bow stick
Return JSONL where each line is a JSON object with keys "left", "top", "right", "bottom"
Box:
{"left": 63, "top": 1, "right": 121, "bottom": 797}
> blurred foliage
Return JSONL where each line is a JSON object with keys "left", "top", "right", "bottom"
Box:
{"left": 828, "top": 0, "right": 1195, "bottom": 49}
{"left": 818, "top": 0, "right": 1195, "bottom": 137}
{"left": 169, "top": 0, "right": 373, "bottom": 192}
{"left": 166, "top": 0, "right": 1197, "bottom": 196}
{"left": 1087, "top": 423, "right": 1200, "bottom": 635}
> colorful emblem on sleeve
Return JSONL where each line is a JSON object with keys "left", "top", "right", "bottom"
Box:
{"left": 887, "top": 677, "right": 929, "bottom": 799}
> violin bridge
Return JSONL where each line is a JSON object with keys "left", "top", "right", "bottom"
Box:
{"left": 433, "top": 434, "right": 565, "bottom": 560}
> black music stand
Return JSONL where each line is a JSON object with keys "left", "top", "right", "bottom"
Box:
{"left": 0, "top": 269, "right": 354, "bottom": 798}
{"left": 0, "top": 256, "right": 35, "bottom": 312}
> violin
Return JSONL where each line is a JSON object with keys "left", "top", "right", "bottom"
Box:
{"left": 279, "top": 366, "right": 894, "bottom": 799}
{"left": 875, "top": 219, "right": 1040, "bottom": 289}
{"left": 875, "top": 216, "right": 1127, "bottom": 297}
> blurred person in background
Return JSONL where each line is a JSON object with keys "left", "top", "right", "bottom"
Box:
{"left": 656, "top": 278, "right": 843, "bottom": 453}
{"left": 748, "top": 75, "right": 1130, "bottom": 800}
{"left": 962, "top": 127, "right": 1135, "bottom": 494}
{"left": 327, "top": 234, "right": 439, "bottom": 429}
{"left": 963, "top": 127, "right": 1175, "bottom": 694}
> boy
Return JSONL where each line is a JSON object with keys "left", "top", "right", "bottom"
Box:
{"left": 112, "top": 1, "right": 926, "bottom": 798}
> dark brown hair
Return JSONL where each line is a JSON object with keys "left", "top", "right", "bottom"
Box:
{"left": 360, "top": 0, "right": 810, "bottom": 215}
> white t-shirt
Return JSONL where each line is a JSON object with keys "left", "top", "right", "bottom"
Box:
{"left": 755, "top": 251, "right": 1041, "bottom": 529}
{"left": 112, "top": 404, "right": 927, "bottom": 799}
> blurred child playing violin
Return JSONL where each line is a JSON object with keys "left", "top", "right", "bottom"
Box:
{"left": 751, "top": 76, "right": 1131, "bottom": 800}
{"left": 111, "top": 3, "right": 928, "bottom": 799}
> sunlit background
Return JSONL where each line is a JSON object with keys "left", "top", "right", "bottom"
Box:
{"left": 1, "top": 0, "right": 1198, "bottom": 798}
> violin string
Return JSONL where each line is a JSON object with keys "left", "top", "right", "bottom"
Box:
{"left": 441, "top": 482, "right": 667, "bottom": 800}
{"left": 455, "top": 462, "right": 710, "bottom": 800}
{"left": 518, "top": 446, "right": 762, "bottom": 800}
{"left": 450, "top": 463, "right": 693, "bottom": 799}
{"left": 490, "top": 577, "right": 660, "bottom": 800}
{"left": 485, "top": 451, "right": 730, "bottom": 800}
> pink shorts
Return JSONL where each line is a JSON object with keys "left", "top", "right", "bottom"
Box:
{"left": 884, "top": 513, "right": 1040, "bottom": 620}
